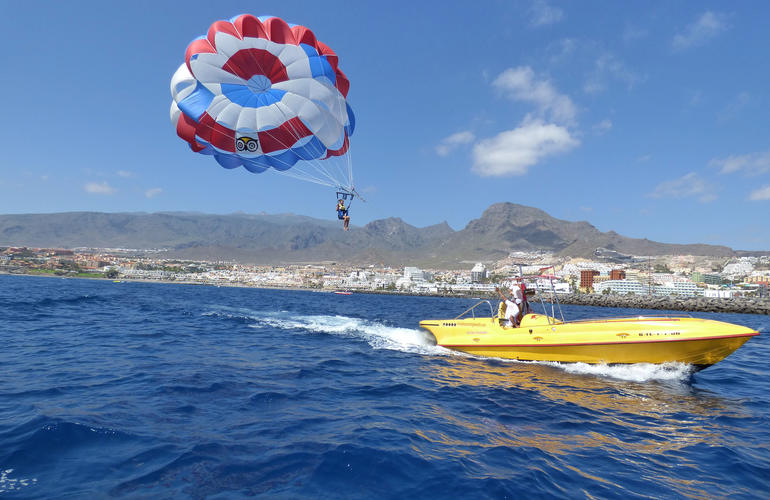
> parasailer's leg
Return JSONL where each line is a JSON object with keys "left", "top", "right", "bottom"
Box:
{"left": 344, "top": 215, "right": 350, "bottom": 230}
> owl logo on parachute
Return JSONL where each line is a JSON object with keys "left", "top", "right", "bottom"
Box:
{"left": 236, "top": 136, "right": 259, "bottom": 153}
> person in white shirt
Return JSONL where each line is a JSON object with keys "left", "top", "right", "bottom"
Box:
{"left": 495, "top": 287, "right": 520, "bottom": 327}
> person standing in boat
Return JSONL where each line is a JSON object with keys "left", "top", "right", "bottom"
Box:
{"left": 495, "top": 287, "right": 520, "bottom": 328}
{"left": 519, "top": 282, "right": 530, "bottom": 316}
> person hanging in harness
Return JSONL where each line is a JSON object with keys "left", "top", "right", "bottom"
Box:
{"left": 336, "top": 198, "right": 350, "bottom": 231}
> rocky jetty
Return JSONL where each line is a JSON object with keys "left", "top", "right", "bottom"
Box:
{"left": 552, "top": 293, "right": 770, "bottom": 316}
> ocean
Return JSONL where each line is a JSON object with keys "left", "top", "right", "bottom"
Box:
{"left": 1, "top": 274, "right": 768, "bottom": 499}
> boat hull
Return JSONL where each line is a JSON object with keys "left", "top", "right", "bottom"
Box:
{"left": 419, "top": 314, "right": 759, "bottom": 368}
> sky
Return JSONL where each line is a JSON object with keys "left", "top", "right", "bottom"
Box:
{"left": 1, "top": 1, "right": 768, "bottom": 250}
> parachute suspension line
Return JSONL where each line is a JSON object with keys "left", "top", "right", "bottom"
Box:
{"left": 271, "top": 102, "right": 348, "bottom": 189}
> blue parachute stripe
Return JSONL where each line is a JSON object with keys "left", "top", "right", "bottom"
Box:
{"left": 300, "top": 44, "right": 336, "bottom": 85}
{"left": 178, "top": 81, "right": 215, "bottom": 121}
{"left": 292, "top": 135, "right": 325, "bottom": 160}
{"left": 220, "top": 84, "right": 286, "bottom": 108}
{"left": 345, "top": 102, "right": 355, "bottom": 135}
{"left": 215, "top": 134, "right": 327, "bottom": 173}
{"left": 241, "top": 159, "right": 269, "bottom": 173}
{"left": 214, "top": 154, "right": 243, "bottom": 169}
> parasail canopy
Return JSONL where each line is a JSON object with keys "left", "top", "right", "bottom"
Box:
{"left": 170, "top": 14, "right": 356, "bottom": 192}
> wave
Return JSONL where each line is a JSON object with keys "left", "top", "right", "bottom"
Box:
{"left": 0, "top": 468, "right": 38, "bottom": 494}
{"left": 1, "top": 293, "right": 105, "bottom": 310}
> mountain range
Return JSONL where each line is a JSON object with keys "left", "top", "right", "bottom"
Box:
{"left": 0, "top": 203, "right": 747, "bottom": 267}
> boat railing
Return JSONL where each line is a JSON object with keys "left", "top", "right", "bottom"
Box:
{"left": 563, "top": 314, "right": 694, "bottom": 324}
{"left": 454, "top": 300, "right": 495, "bottom": 320}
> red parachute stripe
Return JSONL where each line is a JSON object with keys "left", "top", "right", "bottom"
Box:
{"left": 258, "top": 117, "right": 312, "bottom": 154}
{"left": 335, "top": 71, "right": 350, "bottom": 98}
{"left": 291, "top": 25, "right": 318, "bottom": 47}
{"left": 222, "top": 48, "right": 288, "bottom": 83}
{"left": 316, "top": 42, "right": 337, "bottom": 65}
{"left": 196, "top": 113, "right": 236, "bottom": 152}
{"left": 262, "top": 17, "right": 295, "bottom": 44}
{"left": 233, "top": 14, "right": 267, "bottom": 39}
{"left": 176, "top": 113, "right": 207, "bottom": 152}
{"left": 185, "top": 38, "right": 216, "bottom": 72}
{"left": 208, "top": 21, "right": 241, "bottom": 45}
{"left": 314, "top": 41, "right": 348, "bottom": 96}
{"left": 186, "top": 15, "right": 350, "bottom": 97}
{"left": 324, "top": 135, "right": 349, "bottom": 158}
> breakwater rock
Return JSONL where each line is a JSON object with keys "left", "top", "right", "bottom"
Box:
{"left": 552, "top": 293, "right": 770, "bottom": 316}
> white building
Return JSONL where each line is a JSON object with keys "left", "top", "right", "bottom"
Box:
{"left": 594, "top": 279, "right": 700, "bottom": 297}
{"left": 594, "top": 280, "right": 648, "bottom": 295}
{"left": 653, "top": 281, "right": 700, "bottom": 297}
{"left": 470, "top": 263, "right": 488, "bottom": 283}
{"left": 404, "top": 266, "right": 432, "bottom": 282}
{"left": 723, "top": 259, "right": 754, "bottom": 278}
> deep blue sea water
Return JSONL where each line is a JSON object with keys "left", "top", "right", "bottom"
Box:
{"left": 1, "top": 274, "right": 768, "bottom": 499}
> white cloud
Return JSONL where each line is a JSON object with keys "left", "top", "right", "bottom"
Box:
{"left": 84, "top": 181, "right": 116, "bottom": 195}
{"left": 117, "top": 170, "right": 134, "bottom": 178}
{"left": 711, "top": 151, "right": 770, "bottom": 176}
{"left": 673, "top": 11, "right": 729, "bottom": 51}
{"left": 623, "top": 24, "right": 648, "bottom": 43}
{"left": 718, "top": 91, "right": 751, "bottom": 120}
{"left": 471, "top": 121, "right": 579, "bottom": 177}
{"left": 749, "top": 185, "right": 770, "bottom": 201}
{"left": 648, "top": 172, "right": 716, "bottom": 202}
{"left": 546, "top": 38, "right": 577, "bottom": 64}
{"left": 530, "top": 0, "right": 564, "bottom": 27}
{"left": 492, "top": 66, "right": 577, "bottom": 125}
{"left": 584, "top": 53, "right": 642, "bottom": 94}
{"left": 145, "top": 187, "right": 163, "bottom": 198}
{"left": 436, "top": 131, "right": 476, "bottom": 157}
{"left": 593, "top": 119, "right": 613, "bottom": 134}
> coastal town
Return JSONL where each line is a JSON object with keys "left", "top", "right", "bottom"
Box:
{"left": 2, "top": 245, "right": 768, "bottom": 300}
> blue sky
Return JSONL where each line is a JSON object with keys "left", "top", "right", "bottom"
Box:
{"left": 1, "top": 1, "right": 768, "bottom": 250}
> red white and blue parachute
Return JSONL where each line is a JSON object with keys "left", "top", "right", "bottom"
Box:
{"left": 170, "top": 14, "right": 356, "bottom": 192}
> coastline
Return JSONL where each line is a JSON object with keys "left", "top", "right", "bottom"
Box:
{"left": 3, "top": 269, "right": 769, "bottom": 316}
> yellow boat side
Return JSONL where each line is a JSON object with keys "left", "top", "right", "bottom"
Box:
{"left": 419, "top": 314, "right": 759, "bottom": 367}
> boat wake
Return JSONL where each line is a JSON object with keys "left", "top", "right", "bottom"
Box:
{"left": 205, "top": 306, "right": 449, "bottom": 356}
{"left": 204, "top": 307, "right": 696, "bottom": 383}
{"left": 537, "top": 360, "right": 695, "bottom": 382}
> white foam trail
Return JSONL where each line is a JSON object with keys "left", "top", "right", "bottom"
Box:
{"left": 233, "top": 309, "right": 451, "bottom": 356}
{"left": 539, "top": 360, "right": 695, "bottom": 382}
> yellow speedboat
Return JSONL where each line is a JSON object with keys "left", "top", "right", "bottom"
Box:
{"left": 420, "top": 302, "right": 759, "bottom": 370}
